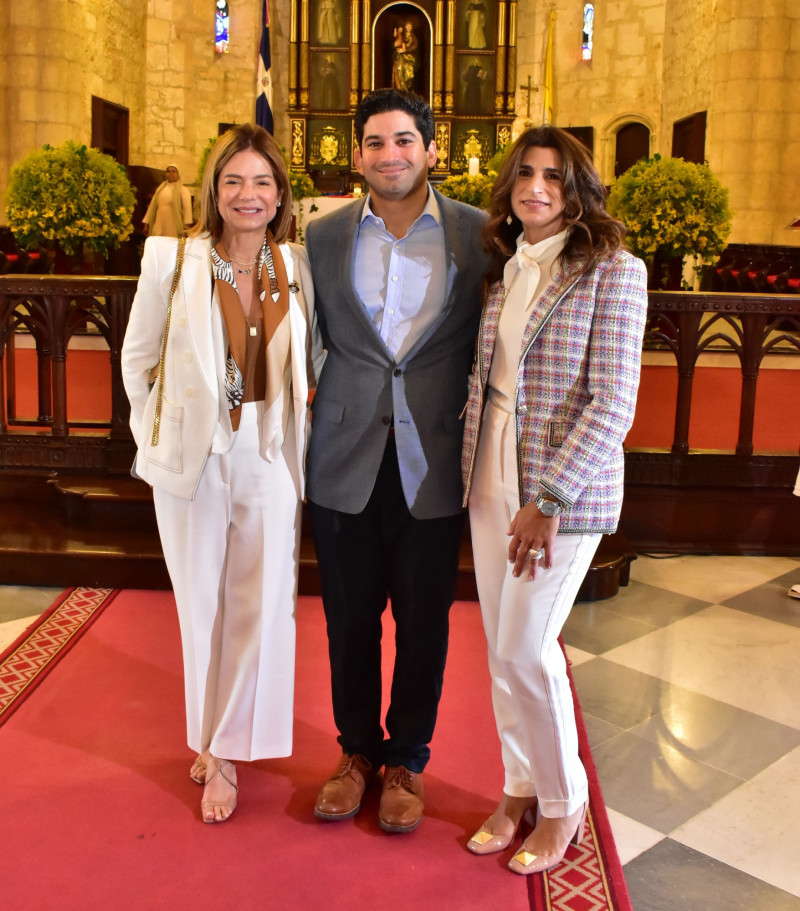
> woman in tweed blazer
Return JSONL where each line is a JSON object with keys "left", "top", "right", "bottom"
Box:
{"left": 461, "top": 127, "right": 648, "bottom": 874}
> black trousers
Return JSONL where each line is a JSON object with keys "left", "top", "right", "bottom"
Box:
{"left": 309, "top": 438, "right": 465, "bottom": 773}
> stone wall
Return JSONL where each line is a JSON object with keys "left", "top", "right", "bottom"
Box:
{"left": 0, "top": 0, "right": 291, "bottom": 213}
{"left": 708, "top": 0, "right": 800, "bottom": 245}
{"left": 1, "top": 0, "right": 147, "bottom": 214}
{"left": 514, "top": 0, "right": 665, "bottom": 184}
{"left": 1, "top": 0, "right": 798, "bottom": 249}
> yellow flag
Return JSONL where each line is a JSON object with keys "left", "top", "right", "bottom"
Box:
{"left": 542, "top": 10, "right": 556, "bottom": 124}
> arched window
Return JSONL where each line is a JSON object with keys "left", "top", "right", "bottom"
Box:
{"left": 582, "top": 4, "right": 594, "bottom": 61}
{"left": 615, "top": 122, "right": 650, "bottom": 177}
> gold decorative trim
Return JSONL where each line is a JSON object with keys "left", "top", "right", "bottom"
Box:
{"left": 290, "top": 119, "right": 306, "bottom": 167}
{"left": 434, "top": 120, "right": 451, "bottom": 171}
{"left": 496, "top": 123, "right": 512, "bottom": 149}
{"left": 308, "top": 124, "right": 351, "bottom": 168}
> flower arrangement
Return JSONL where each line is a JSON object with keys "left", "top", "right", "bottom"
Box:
{"left": 437, "top": 172, "right": 496, "bottom": 210}
{"left": 288, "top": 169, "right": 320, "bottom": 244}
{"left": 607, "top": 155, "right": 731, "bottom": 287}
{"left": 5, "top": 141, "right": 135, "bottom": 257}
{"left": 289, "top": 169, "right": 320, "bottom": 203}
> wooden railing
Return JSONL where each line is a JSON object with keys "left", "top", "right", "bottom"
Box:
{"left": 1, "top": 276, "right": 799, "bottom": 473}
{"left": 644, "top": 291, "right": 800, "bottom": 457}
{"left": 0, "top": 275, "right": 138, "bottom": 471}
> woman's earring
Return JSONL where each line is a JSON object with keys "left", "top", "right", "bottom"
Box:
{"left": 506, "top": 214, "right": 513, "bottom": 225}
{"left": 276, "top": 200, "right": 281, "bottom": 207}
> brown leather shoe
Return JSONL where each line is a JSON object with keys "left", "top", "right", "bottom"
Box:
{"left": 378, "top": 765, "right": 424, "bottom": 832}
{"left": 314, "top": 753, "right": 375, "bottom": 820}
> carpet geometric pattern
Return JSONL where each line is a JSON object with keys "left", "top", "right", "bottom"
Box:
{"left": 538, "top": 812, "right": 623, "bottom": 910}
{"left": 0, "top": 587, "right": 117, "bottom": 726}
{"left": 1, "top": 588, "right": 631, "bottom": 911}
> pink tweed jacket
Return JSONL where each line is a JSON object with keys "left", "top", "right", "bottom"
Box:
{"left": 461, "top": 249, "right": 649, "bottom": 534}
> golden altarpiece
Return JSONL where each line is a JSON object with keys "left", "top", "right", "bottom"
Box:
{"left": 286, "top": 0, "right": 518, "bottom": 191}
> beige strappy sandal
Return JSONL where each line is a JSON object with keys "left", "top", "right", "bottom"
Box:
{"left": 201, "top": 757, "right": 238, "bottom": 824}
{"left": 190, "top": 752, "right": 208, "bottom": 785}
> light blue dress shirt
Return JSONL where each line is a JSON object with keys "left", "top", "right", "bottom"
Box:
{"left": 353, "top": 189, "right": 446, "bottom": 362}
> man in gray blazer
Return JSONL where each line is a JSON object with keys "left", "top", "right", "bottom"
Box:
{"left": 305, "top": 88, "right": 490, "bottom": 833}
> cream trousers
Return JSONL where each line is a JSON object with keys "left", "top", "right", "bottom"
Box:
{"left": 153, "top": 402, "right": 301, "bottom": 761}
{"left": 469, "top": 401, "right": 599, "bottom": 817}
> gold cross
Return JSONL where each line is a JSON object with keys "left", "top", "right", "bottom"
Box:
{"left": 519, "top": 75, "right": 539, "bottom": 118}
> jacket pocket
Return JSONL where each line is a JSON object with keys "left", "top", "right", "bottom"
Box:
{"left": 311, "top": 397, "right": 345, "bottom": 424}
{"left": 143, "top": 398, "right": 184, "bottom": 472}
{"left": 548, "top": 421, "right": 572, "bottom": 448}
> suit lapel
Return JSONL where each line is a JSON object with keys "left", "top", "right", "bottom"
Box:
{"left": 398, "top": 190, "right": 463, "bottom": 363}
{"left": 519, "top": 270, "right": 580, "bottom": 357}
{"left": 180, "top": 239, "right": 218, "bottom": 396}
{"left": 337, "top": 199, "right": 391, "bottom": 344}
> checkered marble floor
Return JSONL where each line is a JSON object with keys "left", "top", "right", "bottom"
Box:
{"left": 2, "top": 556, "right": 800, "bottom": 910}
{"left": 564, "top": 554, "right": 800, "bottom": 910}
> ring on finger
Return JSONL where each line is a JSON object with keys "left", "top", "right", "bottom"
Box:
{"left": 528, "top": 548, "right": 544, "bottom": 561}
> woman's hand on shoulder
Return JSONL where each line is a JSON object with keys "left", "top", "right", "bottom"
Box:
{"left": 507, "top": 502, "right": 559, "bottom": 580}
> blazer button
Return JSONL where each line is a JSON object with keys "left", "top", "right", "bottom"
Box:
{"left": 178, "top": 317, "right": 188, "bottom": 328}
{"left": 381, "top": 416, "right": 391, "bottom": 426}
{"left": 182, "top": 351, "right": 192, "bottom": 364}
{"left": 186, "top": 387, "right": 197, "bottom": 398}
{"left": 393, "top": 368, "right": 402, "bottom": 377}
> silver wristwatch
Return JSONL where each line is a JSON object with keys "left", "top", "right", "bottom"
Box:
{"left": 534, "top": 492, "right": 564, "bottom": 518}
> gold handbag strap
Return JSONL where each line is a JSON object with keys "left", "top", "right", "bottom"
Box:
{"left": 151, "top": 236, "right": 187, "bottom": 446}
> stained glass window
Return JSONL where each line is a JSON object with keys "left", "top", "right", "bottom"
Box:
{"left": 216, "top": 0, "right": 230, "bottom": 54}
{"left": 582, "top": 3, "right": 594, "bottom": 61}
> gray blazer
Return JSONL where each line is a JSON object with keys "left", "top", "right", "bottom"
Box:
{"left": 305, "top": 188, "right": 490, "bottom": 520}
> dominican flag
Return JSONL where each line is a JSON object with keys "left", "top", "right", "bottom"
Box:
{"left": 256, "top": 0, "right": 274, "bottom": 134}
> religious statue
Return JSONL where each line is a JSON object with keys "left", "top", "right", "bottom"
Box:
{"left": 462, "top": 59, "right": 488, "bottom": 114}
{"left": 465, "top": 1, "right": 487, "bottom": 50}
{"left": 317, "top": 54, "right": 342, "bottom": 109}
{"left": 392, "top": 21, "right": 420, "bottom": 93}
{"left": 318, "top": 0, "right": 342, "bottom": 45}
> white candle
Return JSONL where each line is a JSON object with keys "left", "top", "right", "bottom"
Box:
{"left": 468, "top": 157, "right": 480, "bottom": 177}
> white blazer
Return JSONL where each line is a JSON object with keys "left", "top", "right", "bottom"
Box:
{"left": 122, "top": 234, "right": 323, "bottom": 500}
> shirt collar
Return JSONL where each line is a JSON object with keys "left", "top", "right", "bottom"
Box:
{"left": 360, "top": 185, "right": 441, "bottom": 229}
{"left": 515, "top": 228, "right": 569, "bottom": 265}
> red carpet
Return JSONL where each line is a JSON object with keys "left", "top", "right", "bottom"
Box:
{"left": 1, "top": 588, "right": 631, "bottom": 911}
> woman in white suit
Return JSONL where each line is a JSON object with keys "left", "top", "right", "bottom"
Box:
{"left": 122, "top": 124, "right": 323, "bottom": 823}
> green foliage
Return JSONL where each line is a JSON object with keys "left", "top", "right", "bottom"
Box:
{"left": 437, "top": 172, "right": 496, "bottom": 210}
{"left": 196, "top": 136, "right": 218, "bottom": 187}
{"left": 289, "top": 169, "right": 320, "bottom": 202}
{"left": 5, "top": 141, "right": 135, "bottom": 256}
{"left": 607, "top": 155, "right": 732, "bottom": 265}
{"left": 485, "top": 143, "right": 511, "bottom": 176}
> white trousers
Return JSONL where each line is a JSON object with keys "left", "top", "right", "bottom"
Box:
{"left": 469, "top": 401, "right": 600, "bottom": 817}
{"left": 153, "top": 402, "right": 301, "bottom": 761}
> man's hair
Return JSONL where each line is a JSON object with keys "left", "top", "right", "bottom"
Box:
{"left": 354, "top": 88, "right": 435, "bottom": 149}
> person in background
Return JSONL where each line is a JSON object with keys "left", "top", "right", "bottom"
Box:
{"left": 790, "top": 466, "right": 800, "bottom": 598}
{"left": 461, "top": 125, "right": 648, "bottom": 873}
{"left": 122, "top": 124, "right": 323, "bottom": 824}
{"left": 305, "top": 88, "right": 490, "bottom": 833}
{"left": 142, "top": 164, "right": 193, "bottom": 237}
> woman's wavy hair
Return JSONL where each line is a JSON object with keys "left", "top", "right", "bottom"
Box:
{"left": 192, "top": 123, "right": 293, "bottom": 243}
{"left": 483, "top": 126, "right": 626, "bottom": 283}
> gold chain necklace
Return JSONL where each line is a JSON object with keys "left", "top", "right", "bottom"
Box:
{"left": 230, "top": 256, "right": 258, "bottom": 275}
